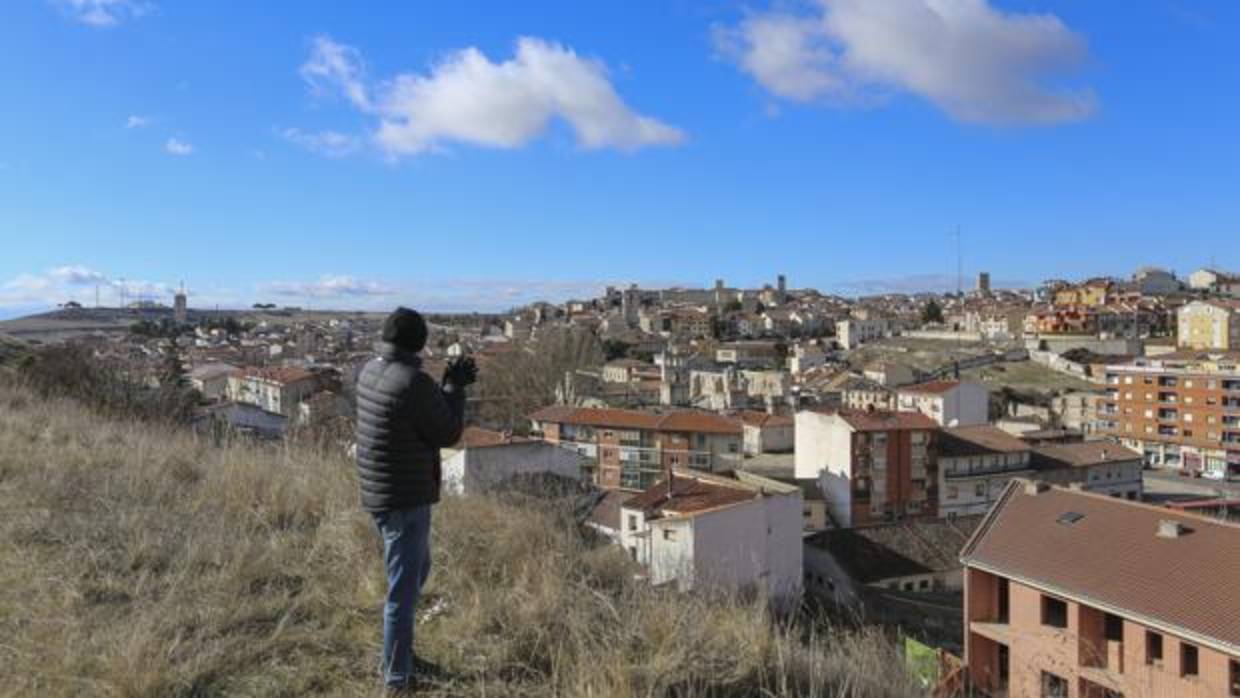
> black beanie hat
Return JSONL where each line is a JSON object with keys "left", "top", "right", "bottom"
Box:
{"left": 382, "top": 307, "right": 428, "bottom": 352}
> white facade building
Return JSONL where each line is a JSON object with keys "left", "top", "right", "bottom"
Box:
{"left": 835, "top": 317, "right": 887, "bottom": 349}
{"left": 895, "top": 380, "right": 990, "bottom": 427}
{"left": 619, "top": 471, "right": 802, "bottom": 603}
{"left": 936, "top": 425, "right": 1034, "bottom": 519}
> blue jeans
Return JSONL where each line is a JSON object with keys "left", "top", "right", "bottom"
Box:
{"left": 372, "top": 505, "right": 433, "bottom": 687}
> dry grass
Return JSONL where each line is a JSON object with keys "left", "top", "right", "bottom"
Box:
{"left": 0, "top": 381, "right": 921, "bottom": 697}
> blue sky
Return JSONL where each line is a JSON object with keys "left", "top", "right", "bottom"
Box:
{"left": 1, "top": 1, "right": 1237, "bottom": 317}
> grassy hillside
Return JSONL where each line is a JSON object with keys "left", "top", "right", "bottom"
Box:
{"left": 0, "top": 381, "right": 920, "bottom": 697}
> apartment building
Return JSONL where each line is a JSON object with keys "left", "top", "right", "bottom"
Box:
{"left": 1032, "top": 442, "right": 1145, "bottom": 501}
{"left": 1178, "top": 300, "right": 1240, "bottom": 351}
{"left": 937, "top": 425, "right": 1034, "bottom": 519}
{"left": 225, "top": 366, "right": 325, "bottom": 418}
{"left": 737, "top": 410, "right": 794, "bottom": 455}
{"left": 836, "top": 316, "right": 888, "bottom": 349}
{"left": 1188, "top": 268, "right": 1240, "bottom": 298}
{"left": 795, "top": 407, "right": 938, "bottom": 527}
{"left": 618, "top": 470, "right": 802, "bottom": 602}
{"left": 896, "top": 380, "right": 990, "bottom": 427}
{"left": 961, "top": 480, "right": 1240, "bottom": 697}
{"left": 528, "top": 406, "right": 743, "bottom": 491}
{"left": 1054, "top": 279, "right": 1113, "bottom": 308}
{"left": 1100, "top": 351, "right": 1240, "bottom": 479}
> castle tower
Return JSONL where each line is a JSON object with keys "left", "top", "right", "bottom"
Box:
{"left": 173, "top": 283, "right": 188, "bottom": 324}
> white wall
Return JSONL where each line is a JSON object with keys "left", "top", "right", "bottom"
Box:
{"left": 441, "top": 442, "right": 582, "bottom": 496}
{"left": 689, "top": 493, "right": 803, "bottom": 602}
{"left": 795, "top": 411, "right": 854, "bottom": 527}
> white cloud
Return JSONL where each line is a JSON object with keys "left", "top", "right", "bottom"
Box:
{"left": 48, "top": 265, "right": 110, "bottom": 286}
{"left": 125, "top": 115, "right": 151, "bottom": 129}
{"left": 715, "top": 0, "right": 1095, "bottom": 125}
{"left": 297, "top": 35, "right": 683, "bottom": 158}
{"left": 0, "top": 266, "right": 178, "bottom": 310}
{"left": 261, "top": 275, "right": 394, "bottom": 299}
{"left": 280, "top": 128, "right": 361, "bottom": 158}
{"left": 300, "top": 36, "right": 371, "bottom": 110}
{"left": 56, "top": 0, "right": 151, "bottom": 27}
{"left": 164, "top": 138, "right": 194, "bottom": 156}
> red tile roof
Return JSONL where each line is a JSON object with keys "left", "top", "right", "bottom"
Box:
{"left": 811, "top": 407, "right": 938, "bottom": 432}
{"left": 961, "top": 481, "right": 1240, "bottom": 653}
{"left": 528, "top": 406, "right": 741, "bottom": 435}
{"left": 899, "top": 380, "right": 962, "bottom": 395}
{"left": 737, "top": 410, "right": 794, "bottom": 428}
{"left": 238, "top": 366, "right": 316, "bottom": 385}
{"left": 1032, "top": 442, "right": 1142, "bottom": 469}
{"left": 623, "top": 474, "right": 757, "bottom": 517}
{"left": 940, "top": 425, "right": 1030, "bottom": 456}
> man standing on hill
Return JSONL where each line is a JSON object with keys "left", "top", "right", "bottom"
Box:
{"left": 354, "top": 307, "right": 477, "bottom": 691}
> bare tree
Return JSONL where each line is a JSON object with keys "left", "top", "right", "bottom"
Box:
{"left": 473, "top": 327, "right": 604, "bottom": 431}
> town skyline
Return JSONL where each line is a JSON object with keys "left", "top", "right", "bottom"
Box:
{"left": 3, "top": 1, "right": 1238, "bottom": 317}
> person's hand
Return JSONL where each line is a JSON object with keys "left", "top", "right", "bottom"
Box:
{"left": 443, "top": 356, "right": 478, "bottom": 388}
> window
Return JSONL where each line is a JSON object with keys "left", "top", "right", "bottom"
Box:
{"left": 662, "top": 528, "right": 676, "bottom": 541}
{"left": 1230, "top": 659, "right": 1239, "bottom": 697}
{"left": 1041, "top": 671, "right": 1068, "bottom": 698}
{"left": 628, "top": 546, "right": 637, "bottom": 561}
{"left": 1104, "top": 613, "right": 1123, "bottom": 642}
{"left": 975, "top": 482, "right": 986, "bottom": 497}
{"left": 627, "top": 515, "right": 638, "bottom": 532}
{"left": 946, "top": 485, "right": 958, "bottom": 500}
{"left": 919, "top": 579, "right": 930, "bottom": 591}
{"left": 1182, "top": 643, "right": 1199, "bottom": 677}
{"left": 1041, "top": 595, "right": 1068, "bottom": 629}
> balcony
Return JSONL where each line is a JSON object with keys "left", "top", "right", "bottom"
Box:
{"left": 944, "top": 462, "right": 1030, "bottom": 480}
{"left": 1158, "top": 392, "right": 1178, "bottom": 404}
{"left": 1157, "top": 409, "right": 1178, "bottom": 421}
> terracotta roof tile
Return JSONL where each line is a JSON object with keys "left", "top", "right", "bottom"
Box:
{"left": 809, "top": 407, "right": 938, "bottom": 432}
{"left": 623, "top": 474, "right": 757, "bottom": 517}
{"left": 899, "top": 380, "right": 962, "bottom": 395}
{"left": 528, "top": 406, "right": 741, "bottom": 435}
{"left": 1032, "top": 442, "right": 1142, "bottom": 469}
{"left": 962, "top": 482, "right": 1240, "bottom": 653}
{"left": 940, "top": 425, "right": 1030, "bottom": 456}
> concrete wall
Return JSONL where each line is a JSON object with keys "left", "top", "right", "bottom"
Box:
{"left": 795, "top": 410, "right": 854, "bottom": 526}
{"left": 690, "top": 492, "right": 803, "bottom": 602}
{"left": 441, "top": 441, "right": 582, "bottom": 496}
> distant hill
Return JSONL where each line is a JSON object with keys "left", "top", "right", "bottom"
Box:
{"left": 0, "top": 380, "right": 919, "bottom": 697}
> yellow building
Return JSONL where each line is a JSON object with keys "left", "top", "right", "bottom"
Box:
{"left": 1053, "top": 279, "right": 1112, "bottom": 308}
{"left": 1177, "top": 299, "right": 1240, "bottom": 350}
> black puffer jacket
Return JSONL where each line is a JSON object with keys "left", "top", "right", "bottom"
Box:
{"left": 354, "top": 341, "right": 465, "bottom": 512}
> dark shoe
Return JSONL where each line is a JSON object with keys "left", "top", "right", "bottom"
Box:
{"left": 411, "top": 654, "right": 446, "bottom": 681}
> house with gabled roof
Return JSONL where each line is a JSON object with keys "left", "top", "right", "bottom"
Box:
{"left": 961, "top": 479, "right": 1240, "bottom": 697}
{"left": 618, "top": 470, "right": 802, "bottom": 602}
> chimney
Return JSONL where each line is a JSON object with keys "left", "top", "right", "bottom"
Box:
{"left": 1100, "top": 449, "right": 1109, "bottom": 461}
{"left": 1023, "top": 480, "right": 1049, "bottom": 496}
{"left": 1157, "top": 520, "right": 1186, "bottom": 539}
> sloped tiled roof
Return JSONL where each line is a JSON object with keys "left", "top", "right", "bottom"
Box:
{"left": 528, "top": 406, "right": 741, "bottom": 435}
{"left": 961, "top": 481, "right": 1240, "bottom": 653}
{"left": 898, "top": 380, "right": 962, "bottom": 395}
{"left": 623, "top": 473, "right": 758, "bottom": 517}
{"left": 939, "top": 425, "right": 1030, "bottom": 456}
{"left": 814, "top": 407, "right": 938, "bottom": 432}
{"left": 1031, "top": 441, "right": 1142, "bottom": 469}
{"left": 811, "top": 516, "right": 983, "bottom": 584}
